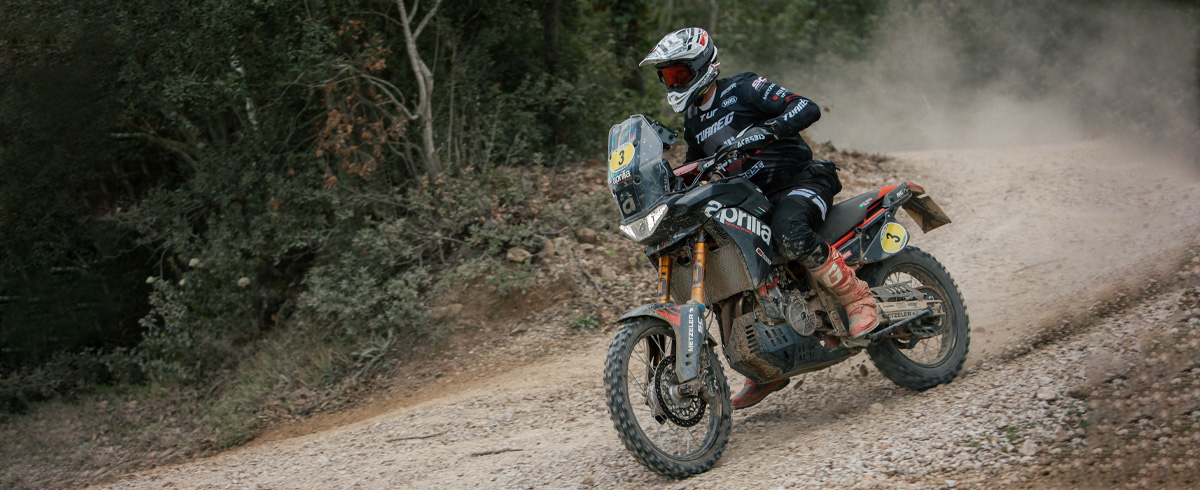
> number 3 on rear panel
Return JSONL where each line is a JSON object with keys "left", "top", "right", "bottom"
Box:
{"left": 881, "top": 222, "right": 908, "bottom": 254}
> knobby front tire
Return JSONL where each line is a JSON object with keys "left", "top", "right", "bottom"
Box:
{"left": 603, "top": 317, "right": 732, "bottom": 478}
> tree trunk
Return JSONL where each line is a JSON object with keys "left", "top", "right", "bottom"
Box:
{"left": 543, "top": 0, "right": 560, "bottom": 75}
{"left": 709, "top": 0, "right": 719, "bottom": 32}
{"left": 397, "top": 0, "right": 443, "bottom": 175}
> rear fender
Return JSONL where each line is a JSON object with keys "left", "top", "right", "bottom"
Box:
{"left": 834, "top": 182, "right": 951, "bottom": 264}
{"left": 617, "top": 301, "right": 715, "bottom": 383}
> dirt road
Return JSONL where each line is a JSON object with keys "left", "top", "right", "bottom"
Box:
{"left": 99, "top": 143, "right": 1200, "bottom": 489}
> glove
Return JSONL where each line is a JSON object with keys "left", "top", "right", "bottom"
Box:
{"left": 763, "top": 118, "right": 786, "bottom": 137}
{"left": 732, "top": 125, "right": 777, "bottom": 152}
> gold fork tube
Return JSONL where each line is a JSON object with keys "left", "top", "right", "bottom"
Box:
{"left": 690, "top": 233, "right": 708, "bottom": 303}
{"left": 656, "top": 256, "right": 673, "bottom": 304}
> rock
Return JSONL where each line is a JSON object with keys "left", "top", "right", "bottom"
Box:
{"left": 576, "top": 228, "right": 598, "bottom": 244}
{"left": 1019, "top": 439, "right": 1039, "bottom": 456}
{"left": 1066, "top": 384, "right": 1092, "bottom": 400}
{"left": 945, "top": 479, "right": 957, "bottom": 488}
{"left": 869, "top": 403, "right": 885, "bottom": 414}
{"left": 552, "top": 237, "right": 572, "bottom": 256}
{"left": 1035, "top": 387, "right": 1058, "bottom": 401}
{"left": 506, "top": 247, "right": 532, "bottom": 263}
{"left": 600, "top": 265, "right": 617, "bottom": 281}
{"left": 540, "top": 237, "right": 555, "bottom": 256}
{"left": 1086, "top": 351, "right": 1128, "bottom": 384}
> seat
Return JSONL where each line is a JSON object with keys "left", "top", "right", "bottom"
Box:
{"left": 815, "top": 190, "right": 877, "bottom": 243}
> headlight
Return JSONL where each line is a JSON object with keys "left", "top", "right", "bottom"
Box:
{"left": 619, "top": 204, "right": 669, "bottom": 241}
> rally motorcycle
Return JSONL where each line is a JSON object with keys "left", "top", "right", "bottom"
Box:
{"left": 602, "top": 115, "right": 969, "bottom": 478}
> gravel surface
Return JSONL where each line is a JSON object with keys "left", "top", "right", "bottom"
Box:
{"left": 95, "top": 143, "right": 1200, "bottom": 490}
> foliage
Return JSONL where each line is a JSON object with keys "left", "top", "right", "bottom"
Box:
{"left": 567, "top": 312, "right": 601, "bottom": 330}
{"left": 719, "top": 0, "right": 886, "bottom": 70}
{"left": 0, "top": 0, "right": 898, "bottom": 410}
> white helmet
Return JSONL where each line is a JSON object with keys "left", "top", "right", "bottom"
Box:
{"left": 640, "top": 27, "right": 720, "bottom": 113}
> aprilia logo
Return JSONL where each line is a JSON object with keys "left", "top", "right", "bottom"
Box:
{"left": 703, "top": 201, "right": 772, "bottom": 242}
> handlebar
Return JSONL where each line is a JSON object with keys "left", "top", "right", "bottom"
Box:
{"left": 672, "top": 146, "right": 754, "bottom": 183}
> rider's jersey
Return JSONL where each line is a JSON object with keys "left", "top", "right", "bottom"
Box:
{"left": 683, "top": 72, "right": 821, "bottom": 194}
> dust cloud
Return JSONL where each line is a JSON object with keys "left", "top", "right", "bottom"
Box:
{"left": 793, "top": 0, "right": 1199, "bottom": 163}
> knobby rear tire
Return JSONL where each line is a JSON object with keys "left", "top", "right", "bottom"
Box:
{"left": 861, "top": 247, "right": 970, "bottom": 390}
{"left": 604, "top": 317, "right": 732, "bottom": 479}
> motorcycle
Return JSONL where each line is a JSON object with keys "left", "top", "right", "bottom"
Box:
{"left": 602, "top": 115, "right": 969, "bottom": 478}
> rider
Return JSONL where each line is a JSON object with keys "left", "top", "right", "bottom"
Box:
{"left": 640, "top": 27, "right": 882, "bottom": 409}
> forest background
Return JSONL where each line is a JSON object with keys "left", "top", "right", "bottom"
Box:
{"left": 1, "top": 0, "right": 1197, "bottom": 483}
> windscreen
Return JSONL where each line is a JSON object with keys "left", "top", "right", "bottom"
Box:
{"left": 607, "top": 115, "right": 669, "bottom": 219}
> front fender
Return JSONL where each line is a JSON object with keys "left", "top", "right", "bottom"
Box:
{"left": 617, "top": 301, "right": 715, "bottom": 383}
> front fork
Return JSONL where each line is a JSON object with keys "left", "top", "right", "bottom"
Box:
{"left": 654, "top": 232, "right": 710, "bottom": 386}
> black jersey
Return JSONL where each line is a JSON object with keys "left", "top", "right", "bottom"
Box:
{"left": 683, "top": 72, "right": 821, "bottom": 194}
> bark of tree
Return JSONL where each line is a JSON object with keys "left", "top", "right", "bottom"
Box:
{"left": 397, "top": 0, "right": 443, "bottom": 175}
{"left": 709, "top": 0, "right": 719, "bottom": 32}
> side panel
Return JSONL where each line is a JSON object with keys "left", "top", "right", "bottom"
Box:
{"left": 860, "top": 214, "right": 909, "bottom": 263}
{"left": 703, "top": 203, "right": 775, "bottom": 287}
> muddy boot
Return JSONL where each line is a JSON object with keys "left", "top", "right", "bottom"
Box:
{"left": 731, "top": 378, "right": 789, "bottom": 410}
{"left": 811, "top": 246, "right": 881, "bottom": 338}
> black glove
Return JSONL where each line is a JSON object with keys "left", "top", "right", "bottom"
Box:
{"left": 732, "top": 125, "right": 777, "bottom": 152}
{"left": 763, "top": 118, "right": 786, "bottom": 137}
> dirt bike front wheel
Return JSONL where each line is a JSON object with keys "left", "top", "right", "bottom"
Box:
{"left": 603, "top": 317, "right": 732, "bottom": 478}
{"left": 861, "top": 246, "right": 970, "bottom": 390}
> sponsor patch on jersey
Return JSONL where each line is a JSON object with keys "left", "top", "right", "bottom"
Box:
{"left": 782, "top": 99, "right": 809, "bottom": 120}
{"left": 721, "top": 96, "right": 737, "bottom": 108}
{"left": 752, "top": 76, "right": 767, "bottom": 89}
{"left": 741, "top": 160, "right": 765, "bottom": 179}
{"left": 761, "top": 83, "right": 776, "bottom": 101}
{"left": 720, "top": 83, "right": 737, "bottom": 97}
{"left": 696, "top": 113, "right": 734, "bottom": 143}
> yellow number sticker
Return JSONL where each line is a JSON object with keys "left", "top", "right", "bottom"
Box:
{"left": 881, "top": 222, "right": 907, "bottom": 254}
{"left": 609, "top": 143, "right": 634, "bottom": 172}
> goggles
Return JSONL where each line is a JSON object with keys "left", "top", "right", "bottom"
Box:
{"left": 658, "top": 64, "right": 695, "bottom": 89}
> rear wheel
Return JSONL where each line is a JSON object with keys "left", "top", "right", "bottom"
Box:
{"left": 861, "top": 247, "right": 970, "bottom": 390}
{"left": 604, "top": 317, "right": 732, "bottom": 478}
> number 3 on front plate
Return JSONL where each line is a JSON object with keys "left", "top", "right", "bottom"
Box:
{"left": 610, "top": 143, "right": 634, "bottom": 172}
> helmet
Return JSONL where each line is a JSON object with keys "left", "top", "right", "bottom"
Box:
{"left": 641, "top": 27, "right": 720, "bottom": 113}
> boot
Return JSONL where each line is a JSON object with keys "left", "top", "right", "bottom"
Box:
{"left": 810, "top": 246, "right": 881, "bottom": 338}
{"left": 731, "top": 378, "right": 789, "bottom": 410}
